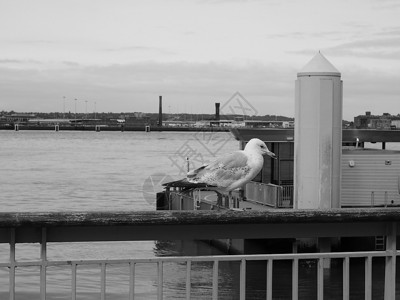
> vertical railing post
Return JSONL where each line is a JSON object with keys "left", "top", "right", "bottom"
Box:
{"left": 277, "top": 186, "right": 282, "bottom": 208}
{"left": 101, "top": 263, "right": 106, "bottom": 300}
{"left": 157, "top": 262, "right": 163, "bottom": 300}
{"left": 40, "top": 227, "right": 47, "bottom": 300}
{"left": 239, "top": 259, "right": 246, "bottom": 300}
{"left": 129, "top": 262, "right": 135, "bottom": 300}
{"left": 186, "top": 261, "right": 191, "bottom": 300}
{"left": 317, "top": 258, "right": 324, "bottom": 300}
{"left": 9, "top": 228, "right": 16, "bottom": 300}
{"left": 384, "top": 222, "right": 397, "bottom": 300}
{"left": 266, "top": 259, "right": 273, "bottom": 300}
{"left": 71, "top": 263, "right": 77, "bottom": 300}
{"left": 212, "top": 260, "right": 219, "bottom": 300}
{"left": 292, "top": 258, "right": 299, "bottom": 300}
{"left": 343, "top": 257, "right": 350, "bottom": 300}
{"left": 365, "top": 256, "right": 372, "bottom": 300}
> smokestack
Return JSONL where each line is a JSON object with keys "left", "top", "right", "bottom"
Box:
{"left": 215, "top": 102, "right": 220, "bottom": 121}
{"left": 158, "top": 96, "right": 162, "bottom": 127}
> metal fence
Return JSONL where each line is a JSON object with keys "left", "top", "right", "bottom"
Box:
{"left": 278, "top": 185, "right": 294, "bottom": 208}
{"left": 167, "top": 182, "right": 294, "bottom": 209}
{"left": 245, "top": 182, "right": 294, "bottom": 208}
{"left": 2, "top": 246, "right": 398, "bottom": 300}
{"left": 0, "top": 210, "right": 398, "bottom": 299}
{"left": 245, "top": 182, "right": 281, "bottom": 207}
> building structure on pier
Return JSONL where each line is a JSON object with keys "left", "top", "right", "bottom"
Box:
{"left": 161, "top": 52, "right": 400, "bottom": 258}
{"left": 163, "top": 52, "right": 400, "bottom": 212}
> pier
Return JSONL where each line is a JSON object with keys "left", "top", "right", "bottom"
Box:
{"left": 1, "top": 124, "right": 230, "bottom": 132}
{"left": 0, "top": 209, "right": 399, "bottom": 299}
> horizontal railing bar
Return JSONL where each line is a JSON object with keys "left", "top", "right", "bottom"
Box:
{"left": 1, "top": 209, "right": 400, "bottom": 228}
{"left": 2, "top": 220, "right": 398, "bottom": 244}
{"left": 2, "top": 223, "right": 390, "bottom": 243}
{"left": 0, "top": 250, "right": 395, "bottom": 268}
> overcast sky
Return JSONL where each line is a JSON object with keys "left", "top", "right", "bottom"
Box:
{"left": 1, "top": 0, "right": 399, "bottom": 120}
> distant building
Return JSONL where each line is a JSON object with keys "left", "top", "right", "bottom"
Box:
{"left": 28, "top": 118, "right": 71, "bottom": 126}
{"left": 354, "top": 111, "right": 393, "bottom": 129}
{"left": 391, "top": 119, "right": 400, "bottom": 129}
{"left": 244, "top": 120, "right": 294, "bottom": 128}
{"left": 123, "top": 113, "right": 150, "bottom": 126}
{"left": 192, "top": 119, "right": 243, "bottom": 128}
{"left": 133, "top": 112, "right": 145, "bottom": 119}
{"left": 162, "top": 120, "right": 196, "bottom": 127}
{"left": 1, "top": 113, "right": 37, "bottom": 125}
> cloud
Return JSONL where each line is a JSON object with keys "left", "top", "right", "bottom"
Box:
{"left": 287, "top": 27, "right": 400, "bottom": 62}
{"left": 0, "top": 58, "right": 43, "bottom": 65}
{"left": 0, "top": 60, "right": 295, "bottom": 115}
{"left": 326, "top": 37, "right": 400, "bottom": 60}
{"left": 372, "top": 0, "right": 400, "bottom": 9}
{"left": 0, "top": 59, "right": 26, "bottom": 64}
{"left": 1, "top": 57, "right": 399, "bottom": 121}
{"left": 266, "top": 31, "right": 344, "bottom": 41}
{"left": 104, "top": 46, "right": 177, "bottom": 56}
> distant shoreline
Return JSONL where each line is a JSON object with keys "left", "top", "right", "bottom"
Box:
{"left": 0, "top": 125, "right": 230, "bottom": 132}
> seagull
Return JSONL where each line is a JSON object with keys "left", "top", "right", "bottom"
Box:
{"left": 187, "top": 138, "right": 276, "bottom": 191}
{"left": 165, "top": 138, "right": 276, "bottom": 206}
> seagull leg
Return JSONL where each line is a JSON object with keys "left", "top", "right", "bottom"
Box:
{"left": 194, "top": 188, "right": 202, "bottom": 210}
{"left": 216, "top": 191, "right": 223, "bottom": 207}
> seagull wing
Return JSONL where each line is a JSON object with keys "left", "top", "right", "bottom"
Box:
{"left": 187, "top": 151, "right": 250, "bottom": 189}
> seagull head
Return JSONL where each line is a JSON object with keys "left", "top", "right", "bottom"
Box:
{"left": 245, "top": 138, "right": 277, "bottom": 159}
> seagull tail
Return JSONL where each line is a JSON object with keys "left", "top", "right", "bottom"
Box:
{"left": 162, "top": 178, "right": 216, "bottom": 190}
{"left": 187, "top": 165, "right": 207, "bottom": 178}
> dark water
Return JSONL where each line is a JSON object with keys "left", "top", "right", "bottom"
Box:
{"left": 0, "top": 131, "right": 397, "bottom": 299}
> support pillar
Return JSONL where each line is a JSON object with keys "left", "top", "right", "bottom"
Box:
{"left": 294, "top": 52, "right": 342, "bottom": 209}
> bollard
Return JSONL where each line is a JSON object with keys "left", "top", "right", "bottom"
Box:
{"left": 156, "top": 192, "right": 168, "bottom": 210}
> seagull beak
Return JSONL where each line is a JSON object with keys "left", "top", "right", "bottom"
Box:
{"left": 267, "top": 151, "right": 277, "bottom": 159}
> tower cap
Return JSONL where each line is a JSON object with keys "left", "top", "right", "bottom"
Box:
{"left": 298, "top": 52, "right": 341, "bottom": 77}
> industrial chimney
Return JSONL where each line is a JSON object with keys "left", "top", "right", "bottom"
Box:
{"left": 215, "top": 103, "right": 220, "bottom": 121}
{"left": 158, "top": 96, "right": 162, "bottom": 127}
{"left": 294, "top": 52, "right": 342, "bottom": 209}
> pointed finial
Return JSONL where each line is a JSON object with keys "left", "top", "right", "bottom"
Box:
{"left": 298, "top": 52, "right": 340, "bottom": 77}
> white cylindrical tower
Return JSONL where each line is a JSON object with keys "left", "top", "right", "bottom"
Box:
{"left": 294, "top": 52, "right": 342, "bottom": 209}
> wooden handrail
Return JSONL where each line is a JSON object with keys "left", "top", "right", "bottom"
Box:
{"left": 0, "top": 208, "right": 399, "bottom": 228}
{"left": 0, "top": 209, "right": 398, "bottom": 244}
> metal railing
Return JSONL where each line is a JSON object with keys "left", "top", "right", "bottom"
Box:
{"left": 278, "top": 185, "right": 294, "bottom": 208}
{"left": 245, "top": 182, "right": 294, "bottom": 208}
{"left": 166, "top": 183, "right": 294, "bottom": 209}
{"left": 0, "top": 210, "right": 399, "bottom": 299}
{"left": 2, "top": 247, "right": 398, "bottom": 300}
{"left": 245, "top": 182, "right": 281, "bottom": 207}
